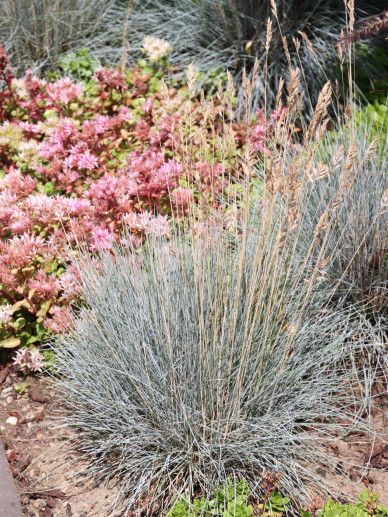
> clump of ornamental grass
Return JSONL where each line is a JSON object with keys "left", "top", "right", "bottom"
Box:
{"left": 126, "top": 0, "right": 387, "bottom": 111}
{"left": 0, "top": 0, "right": 128, "bottom": 74}
{"left": 52, "top": 76, "right": 379, "bottom": 513}
{"left": 300, "top": 112, "right": 387, "bottom": 324}
{"left": 52, "top": 210, "right": 375, "bottom": 514}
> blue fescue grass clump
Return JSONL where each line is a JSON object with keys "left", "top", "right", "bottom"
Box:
{"left": 52, "top": 206, "right": 375, "bottom": 513}
{"left": 301, "top": 119, "right": 387, "bottom": 324}
{"left": 126, "top": 0, "right": 387, "bottom": 110}
{"left": 0, "top": 0, "right": 127, "bottom": 73}
{"left": 50, "top": 78, "right": 386, "bottom": 513}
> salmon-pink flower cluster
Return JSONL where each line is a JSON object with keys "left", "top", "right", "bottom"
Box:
{"left": 13, "top": 348, "right": 45, "bottom": 373}
{"left": 46, "top": 77, "right": 82, "bottom": 105}
{"left": 0, "top": 46, "right": 278, "bottom": 349}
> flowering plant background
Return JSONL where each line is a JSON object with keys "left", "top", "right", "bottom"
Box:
{"left": 0, "top": 44, "right": 281, "bottom": 353}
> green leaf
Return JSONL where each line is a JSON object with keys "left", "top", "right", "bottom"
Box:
{"left": 36, "top": 300, "right": 51, "bottom": 318}
{"left": 12, "top": 317, "right": 26, "bottom": 330}
{"left": 14, "top": 383, "right": 27, "bottom": 395}
{"left": 0, "top": 337, "right": 21, "bottom": 348}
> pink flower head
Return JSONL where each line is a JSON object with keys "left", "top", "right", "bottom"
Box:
{"left": 90, "top": 226, "right": 115, "bottom": 251}
{"left": 54, "top": 118, "right": 77, "bottom": 141}
{"left": 18, "top": 121, "right": 41, "bottom": 135}
{"left": 28, "top": 271, "right": 61, "bottom": 301}
{"left": 26, "top": 193, "right": 62, "bottom": 224}
{"left": 88, "top": 173, "right": 136, "bottom": 212}
{"left": 195, "top": 161, "right": 225, "bottom": 181}
{"left": 148, "top": 160, "right": 183, "bottom": 194}
{"left": 117, "top": 106, "right": 130, "bottom": 122}
{"left": 147, "top": 215, "right": 169, "bottom": 237}
{"left": 46, "top": 78, "right": 82, "bottom": 104}
{"left": 13, "top": 348, "right": 44, "bottom": 373}
{"left": 0, "top": 305, "right": 13, "bottom": 325}
{"left": 94, "top": 68, "right": 125, "bottom": 89}
{"left": 151, "top": 114, "right": 180, "bottom": 146}
{"left": 77, "top": 149, "right": 98, "bottom": 171}
{"left": 143, "top": 98, "right": 154, "bottom": 115}
{"left": 38, "top": 140, "right": 64, "bottom": 160}
{"left": 62, "top": 197, "right": 91, "bottom": 216}
{"left": 83, "top": 115, "right": 111, "bottom": 136}
{"left": 4, "top": 234, "right": 45, "bottom": 265}
{"left": 44, "top": 306, "right": 73, "bottom": 333}
{"left": 123, "top": 212, "right": 152, "bottom": 233}
{"left": 10, "top": 210, "right": 32, "bottom": 234}
{"left": 270, "top": 107, "right": 287, "bottom": 121}
{"left": 123, "top": 212, "right": 169, "bottom": 238}
{"left": 0, "top": 168, "right": 37, "bottom": 197}
{"left": 59, "top": 271, "right": 79, "bottom": 299}
{"left": 250, "top": 123, "right": 268, "bottom": 153}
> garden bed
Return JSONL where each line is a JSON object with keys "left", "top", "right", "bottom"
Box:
{"left": 0, "top": 367, "right": 387, "bottom": 516}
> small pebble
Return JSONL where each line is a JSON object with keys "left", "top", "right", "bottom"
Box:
{"left": 1, "top": 387, "right": 13, "bottom": 397}
{"left": 6, "top": 395, "right": 13, "bottom": 404}
{"left": 25, "top": 411, "right": 34, "bottom": 422}
{"left": 5, "top": 416, "right": 18, "bottom": 426}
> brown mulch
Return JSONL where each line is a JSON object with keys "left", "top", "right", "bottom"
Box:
{"left": 0, "top": 365, "right": 387, "bottom": 516}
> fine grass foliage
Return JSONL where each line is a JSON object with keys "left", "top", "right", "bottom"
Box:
{"left": 302, "top": 115, "right": 388, "bottom": 322}
{"left": 52, "top": 232, "right": 371, "bottom": 512}
{"left": 49, "top": 42, "right": 384, "bottom": 513}
{"left": 50, "top": 67, "right": 384, "bottom": 513}
{"left": 0, "top": 0, "right": 127, "bottom": 73}
{"left": 52, "top": 152, "right": 376, "bottom": 513}
{"left": 126, "top": 0, "right": 387, "bottom": 110}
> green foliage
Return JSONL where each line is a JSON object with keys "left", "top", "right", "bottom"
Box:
{"left": 167, "top": 480, "right": 254, "bottom": 516}
{"left": 354, "top": 99, "right": 388, "bottom": 145}
{"left": 0, "top": 300, "right": 49, "bottom": 349}
{"left": 302, "top": 490, "right": 388, "bottom": 517}
{"left": 14, "top": 382, "right": 27, "bottom": 394}
{"left": 355, "top": 43, "right": 388, "bottom": 103}
{"left": 259, "top": 492, "right": 289, "bottom": 516}
{"left": 169, "top": 488, "right": 388, "bottom": 517}
{"left": 59, "top": 48, "right": 99, "bottom": 81}
{"left": 168, "top": 481, "right": 290, "bottom": 516}
{"left": 47, "top": 48, "right": 100, "bottom": 82}
{"left": 42, "top": 349, "right": 56, "bottom": 372}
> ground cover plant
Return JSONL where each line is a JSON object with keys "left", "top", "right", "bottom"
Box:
{"left": 51, "top": 72, "right": 384, "bottom": 513}
{"left": 167, "top": 484, "right": 388, "bottom": 516}
{"left": 0, "top": 46, "right": 286, "bottom": 354}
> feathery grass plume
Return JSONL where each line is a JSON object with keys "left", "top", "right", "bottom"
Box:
{"left": 339, "top": 10, "right": 388, "bottom": 47}
{"left": 52, "top": 112, "right": 376, "bottom": 512}
{"left": 0, "top": 0, "right": 127, "bottom": 73}
{"left": 125, "top": 0, "right": 387, "bottom": 112}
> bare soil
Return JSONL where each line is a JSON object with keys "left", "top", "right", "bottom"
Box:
{"left": 0, "top": 366, "right": 387, "bottom": 516}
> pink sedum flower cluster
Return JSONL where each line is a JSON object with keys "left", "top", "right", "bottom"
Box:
{"left": 0, "top": 47, "right": 279, "bottom": 348}
{"left": 13, "top": 348, "right": 44, "bottom": 373}
{"left": 46, "top": 77, "right": 83, "bottom": 105}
